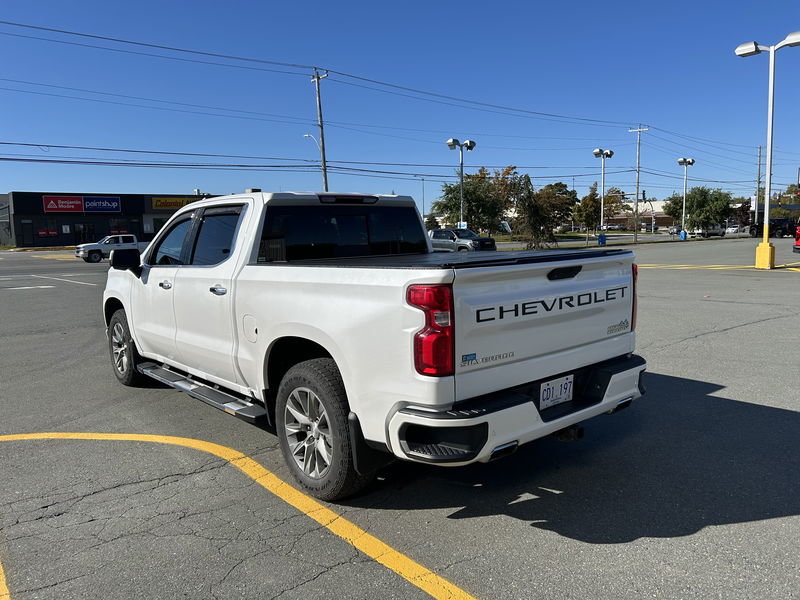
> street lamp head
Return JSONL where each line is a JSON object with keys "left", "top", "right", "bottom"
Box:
{"left": 446, "top": 138, "right": 459, "bottom": 150}
{"left": 678, "top": 157, "right": 696, "bottom": 166}
{"left": 782, "top": 31, "right": 800, "bottom": 47}
{"left": 687, "top": 158, "right": 695, "bottom": 166}
{"left": 603, "top": 149, "right": 614, "bottom": 158}
{"left": 592, "top": 148, "right": 603, "bottom": 158}
{"left": 735, "top": 41, "right": 761, "bottom": 57}
{"left": 463, "top": 139, "right": 476, "bottom": 151}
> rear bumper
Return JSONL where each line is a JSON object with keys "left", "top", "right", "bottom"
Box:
{"left": 387, "top": 354, "right": 646, "bottom": 465}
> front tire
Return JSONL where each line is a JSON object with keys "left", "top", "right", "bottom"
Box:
{"left": 88, "top": 251, "right": 102, "bottom": 263}
{"left": 276, "top": 358, "right": 371, "bottom": 501}
{"left": 108, "top": 309, "right": 146, "bottom": 386}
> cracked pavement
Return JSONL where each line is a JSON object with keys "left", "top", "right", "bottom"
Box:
{"left": 1, "top": 240, "right": 799, "bottom": 599}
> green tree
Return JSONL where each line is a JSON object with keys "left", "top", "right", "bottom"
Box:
{"left": 662, "top": 193, "right": 683, "bottom": 222}
{"left": 732, "top": 197, "right": 751, "bottom": 226}
{"left": 433, "top": 167, "right": 509, "bottom": 233}
{"left": 514, "top": 180, "right": 577, "bottom": 249}
{"left": 424, "top": 213, "right": 440, "bottom": 230}
{"left": 574, "top": 182, "right": 601, "bottom": 238}
{"left": 684, "top": 187, "right": 734, "bottom": 230}
{"left": 603, "top": 187, "right": 633, "bottom": 222}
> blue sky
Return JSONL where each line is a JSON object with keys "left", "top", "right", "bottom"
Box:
{"left": 2, "top": 0, "right": 800, "bottom": 213}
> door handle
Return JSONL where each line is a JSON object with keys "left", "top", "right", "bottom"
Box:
{"left": 159, "top": 280, "right": 172, "bottom": 290}
{"left": 209, "top": 286, "right": 227, "bottom": 296}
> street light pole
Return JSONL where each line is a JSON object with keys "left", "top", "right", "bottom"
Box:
{"left": 735, "top": 31, "right": 800, "bottom": 269}
{"left": 593, "top": 149, "right": 613, "bottom": 229}
{"left": 677, "top": 158, "right": 695, "bottom": 233}
{"left": 446, "top": 138, "right": 476, "bottom": 228}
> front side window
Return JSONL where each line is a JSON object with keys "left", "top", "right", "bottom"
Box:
{"left": 190, "top": 207, "right": 242, "bottom": 266}
{"left": 259, "top": 205, "right": 427, "bottom": 262}
{"left": 453, "top": 229, "right": 478, "bottom": 239}
{"left": 151, "top": 218, "right": 192, "bottom": 266}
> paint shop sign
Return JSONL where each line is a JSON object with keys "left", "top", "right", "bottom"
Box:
{"left": 43, "top": 195, "right": 121, "bottom": 213}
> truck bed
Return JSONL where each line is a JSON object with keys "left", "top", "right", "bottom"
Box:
{"left": 277, "top": 248, "right": 631, "bottom": 269}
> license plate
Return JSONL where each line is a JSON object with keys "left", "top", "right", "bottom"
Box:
{"left": 539, "top": 374, "right": 574, "bottom": 410}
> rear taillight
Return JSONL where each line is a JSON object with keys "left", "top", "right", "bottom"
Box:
{"left": 407, "top": 284, "right": 454, "bottom": 376}
{"left": 631, "top": 263, "right": 638, "bottom": 331}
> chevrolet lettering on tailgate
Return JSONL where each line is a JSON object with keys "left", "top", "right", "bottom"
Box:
{"left": 475, "top": 285, "right": 628, "bottom": 323}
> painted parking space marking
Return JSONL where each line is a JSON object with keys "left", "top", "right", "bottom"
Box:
{"left": 30, "top": 275, "right": 97, "bottom": 286}
{"left": 29, "top": 253, "right": 77, "bottom": 261}
{"left": 638, "top": 262, "right": 800, "bottom": 272}
{"left": 0, "top": 560, "right": 8, "bottom": 600}
{"left": 0, "top": 433, "right": 477, "bottom": 600}
{"left": 1, "top": 285, "right": 56, "bottom": 291}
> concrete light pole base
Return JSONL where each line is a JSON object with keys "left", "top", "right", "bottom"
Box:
{"left": 755, "top": 242, "right": 775, "bottom": 269}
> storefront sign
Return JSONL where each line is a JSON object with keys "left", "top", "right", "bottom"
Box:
{"left": 43, "top": 196, "right": 83, "bottom": 212}
{"left": 151, "top": 197, "right": 195, "bottom": 210}
{"left": 42, "top": 195, "right": 121, "bottom": 212}
{"left": 84, "top": 196, "right": 121, "bottom": 212}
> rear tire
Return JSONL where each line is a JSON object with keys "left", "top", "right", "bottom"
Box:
{"left": 108, "top": 309, "right": 146, "bottom": 386}
{"left": 276, "top": 358, "right": 371, "bottom": 501}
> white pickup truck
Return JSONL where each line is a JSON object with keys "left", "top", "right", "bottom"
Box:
{"left": 103, "top": 192, "right": 646, "bottom": 500}
{"left": 75, "top": 234, "right": 149, "bottom": 263}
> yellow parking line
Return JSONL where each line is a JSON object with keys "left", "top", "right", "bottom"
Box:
{"left": 0, "top": 560, "right": 8, "bottom": 600}
{"left": 0, "top": 432, "right": 476, "bottom": 600}
{"left": 30, "top": 253, "right": 77, "bottom": 261}
{"left": 638, "top": 263, "right": 780, "bottom": 271}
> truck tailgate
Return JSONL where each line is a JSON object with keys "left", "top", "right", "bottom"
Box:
{"left": 453, "top": 251, "right": 635, "bottom": 401}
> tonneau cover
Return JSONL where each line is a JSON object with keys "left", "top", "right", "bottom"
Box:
{"left": 269, "top": 248, "right": 632, "bottom": 269}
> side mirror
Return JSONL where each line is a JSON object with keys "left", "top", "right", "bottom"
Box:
{"left": 110, "top": 248, "right": 141, "bottom": 273}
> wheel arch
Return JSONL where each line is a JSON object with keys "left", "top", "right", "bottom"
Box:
{"left": 103, "top": 297, "right": 125, "bottom": 326}
{"left": 262, "top": 337, "right": 337, "bottom": 418}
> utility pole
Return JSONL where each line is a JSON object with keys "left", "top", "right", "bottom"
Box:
{"left": 629, "top": 125, "right": 648, "bottom": 244}
{"left": 754, "top": 145, "right": 762, "bottom": 226}
{"left": 311, "top": 68, "right": 329, "bottom": 192}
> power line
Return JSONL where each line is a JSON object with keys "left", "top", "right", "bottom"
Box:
{"left": 0, "top": 31, "right": 310, "bottom": 77}
{"left": 0, "top": 20, "right": 638, "bottom": 128}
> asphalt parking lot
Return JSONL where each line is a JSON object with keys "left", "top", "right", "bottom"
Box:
{"left": 1, "top": 237, "right": 798, "bottom": 599}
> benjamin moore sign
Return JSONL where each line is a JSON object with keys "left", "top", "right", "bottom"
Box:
{"left": 43, "top": 195, "right": 121, "bottom": 213}
{"left": 151, "top": 197, "right": 195, "bottom": 210}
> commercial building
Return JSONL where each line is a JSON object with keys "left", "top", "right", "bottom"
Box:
{"left": 0, "top": 191, "right": 215, "bottom": 248}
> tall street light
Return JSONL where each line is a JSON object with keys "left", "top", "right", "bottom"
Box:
{"left": 303, "top": 134, "right": 326, "bottom": 191}
{"left": 735, "top": 31, "right": 800, "bottom": 269}
{"left": 592, "top": 148, "right": 613, "bottom": 229}
{"left": 677, "top": 158, "right": 695, "bottom": 233}
{"left": 446, "top": 138, "right": 476, "bottom": 228}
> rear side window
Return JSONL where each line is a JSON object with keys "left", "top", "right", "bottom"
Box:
{"left": 190, "top": 207, "right": 243, "bottom": 266}
{"left": 259, "top": 205, "right": 426, "bottom": 262}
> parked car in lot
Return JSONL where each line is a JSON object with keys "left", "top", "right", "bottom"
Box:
{"left": 640, "top": 223, "right": 659, "bottom": 232}
{"left": 103, "top": 191, "right": 646, "bottom": 500}
{"left": 75, "top": 234, "right": 149, "bottom": 263}
{"left": 794, "top": 225, "right": 800, "bottom": 253}
{"left": 725, "top": 225, "right": 746, "bottom": 234}
{"left": 601, "top": 224, "right": 623, "bottom": 231}
{"left": 668, "top": 225, "right": 682, "bottom": 235}
{"left": 428, "top": 233, "right": 457, "bottom": 252}
{"left": 428, "top": 228, "right": 496, "bottom": 251}
{"left": 690, "top": 224, "right": 726, "bottom": 238}
{"left": 749, "top": 218, "right": 797, "bottom": 238}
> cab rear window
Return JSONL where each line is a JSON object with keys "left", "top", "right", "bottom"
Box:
{"left": 258, "top": 205, "right": 426, "bottom": 262}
